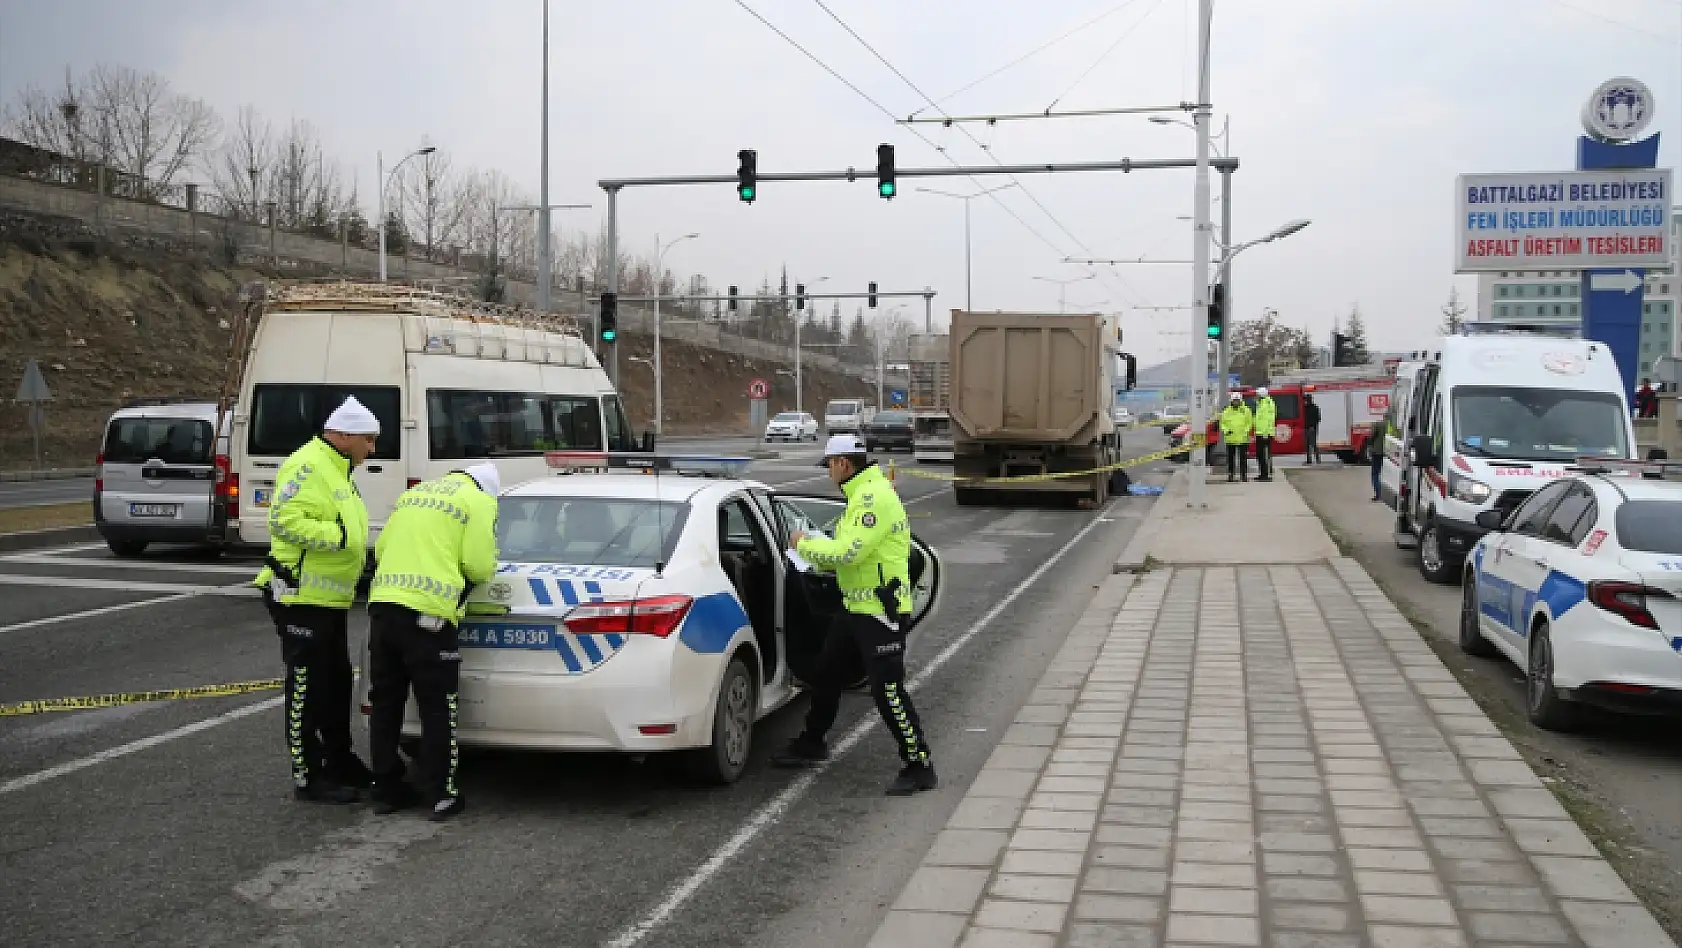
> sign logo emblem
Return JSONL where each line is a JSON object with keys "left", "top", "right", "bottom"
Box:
{"left": 1582, "top": 77, "right": 1654, "bottom": 143}
{"left": 486, "top": 582, "right": 512, "bottom": 603}
{"left": 1541, "top": 352, "right": 1587, "bottom": 376}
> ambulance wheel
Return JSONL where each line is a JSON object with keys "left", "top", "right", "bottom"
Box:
{"left": 1458, "top": 572, "right": 1498, "bottom": 657}
{"left": 686, "top": 657, "right": 755, "bottom": 785}
{"left": 1416, "top": 518, "right": 1458, "bottom": 585}
{"left": 1527, "top": 623, "right": 1577, "bottom": 731}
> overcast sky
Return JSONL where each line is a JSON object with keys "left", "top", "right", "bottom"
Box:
{"left": 3, "top": 0, "right": 1680, "bottom": 367}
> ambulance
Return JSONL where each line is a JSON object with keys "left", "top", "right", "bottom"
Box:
{"left": 1382, "top": 326, "right": 1636, "bottom": 585}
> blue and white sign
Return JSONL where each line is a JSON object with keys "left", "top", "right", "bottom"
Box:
{"left": 1455, "top": 169, "right": 1673, "bottom": 273}
{"left": 1582, "top": 77, "right": 1655, "bottom": 144}
{"left": 888, "top": 388, "right": 907, "bottom": 407}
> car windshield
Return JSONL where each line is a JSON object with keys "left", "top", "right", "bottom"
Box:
{"left": 1615, "top": 500, "right": 1682, "bottom": 554}
{"left": 875, "top": 411, "right": 910, "bottom": 424}
{"left": 773, "top": 413, "right": 801, "bottom": 422}
{"left": 827, "top": 403, "right": 857, "bottom": 415}
{"left": 1451, "top": 386, "right": 1627, "bottom": 461}
{"left": 103, "top": 418, "right": 214, "bottom": 465}
{"left": 496, "top": 496, "right": 689, "bottom": 568}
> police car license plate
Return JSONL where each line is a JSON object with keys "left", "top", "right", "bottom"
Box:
{"left": 459, "top": 621, "right": 559, "bottom": 649}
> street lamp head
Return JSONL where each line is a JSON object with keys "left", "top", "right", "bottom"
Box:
{"left": 417, "top": 146, "right": 437, "bottom": 156}
{"left": 1148, "top": 116, "right": 1174, "bottom": 125}
{"left": 683, "top": 232, "right": 700, "bottom": 240}
{"left": 1267, "top": 219, "right": 1311, "bottom": 241}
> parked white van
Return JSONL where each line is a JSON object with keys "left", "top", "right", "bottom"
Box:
{"left": 1382, "top": 326, "right": 1636, "bottom": 584}
{"left": 824, "top": 398, "right": 871, "bottom": 434}
{"left": 227, "top": 282, "right": 637, "bottom": 549}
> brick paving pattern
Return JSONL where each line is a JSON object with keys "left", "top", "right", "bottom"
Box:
{"left": 869, "top": 560, "right": 1675, "bottom": 948}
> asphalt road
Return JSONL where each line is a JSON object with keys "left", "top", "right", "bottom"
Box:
{"left": 0, "top": 432, "right": 1174, "bottom": 948}
{"left": 1290, "top": 464, "right": 1682, "bottom": 941}
{"left": 0, "top": 476, "right": 94, "bottom": 509}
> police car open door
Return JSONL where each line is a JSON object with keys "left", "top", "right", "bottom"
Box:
{"left": 765, "top": 493, "right": 944, "bottom": 636}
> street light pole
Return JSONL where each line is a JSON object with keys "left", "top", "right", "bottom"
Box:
{"left": 1187, "top": 0, "right": 1213, "bottom": 508}
{"left": 1033, "top": 273, "right": 1094, "bottom": 313}
{"left": 794, "top": 275, "right": 829, "bottom": 421}
{"left": 915, "top": 183, "right": 1016, "bottom": 311}
{"left": 537, "top": 0, "right": 552, "bottom": 314}
{"left": 653, "top": 232, "right": 700, "bottom": 437}
{"left": 377, "top": 146, "right": 436, "bottom": 281}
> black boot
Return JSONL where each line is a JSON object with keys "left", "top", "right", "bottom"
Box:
{"left": 886, "top": 762, "right": 939, "bottom": 796}
{"left": 370, "top": 780, "right": 424, "bottom": 815}
{"left": 326, "top": 753, "right": 376, "bottom": 790}
{"left": 294, "top": 779, "right": 359, "bottom": 804}
{"left": 770, "top": 735, "right": 830, "bottom": 768}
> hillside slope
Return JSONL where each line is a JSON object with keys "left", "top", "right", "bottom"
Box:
{"left": 0, "top": 223, "right": 874, "bottom": 470}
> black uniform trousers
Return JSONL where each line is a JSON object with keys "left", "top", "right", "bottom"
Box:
{"left": 367, "top": 602, "right": 463, "bottom": 803}
{"left": 1304, "top": 425, "right": 1321, "bottom": 464}
{"left": 271, "top": 601, "right": 357, "bottom": 789}
{"left": 802, "top": 610, "right": 931, "bottom": 765}
{"left": 1255, "top": 436, "right": 1274, "bottom": 479}
{"left": 1226, "top": 442, "right": 1249, "bottom": 478}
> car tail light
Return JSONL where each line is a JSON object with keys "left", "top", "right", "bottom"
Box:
{"left": 1587, "top": 682, "right": 1656, "bottom": 695}
{"left": 563, "top": 594, "right": 693, "bottom": 638}
{"left": 215, "top": 454, "right": 239, "bottom": 519}
{"left": 638, "top": 723, "right": 678, "bottom": 735}
{"left": 94, "top": 452, "right": 104, "bottom": 493}
{"left": 1587, "top": 580, "right": 1671, "bottom": 630}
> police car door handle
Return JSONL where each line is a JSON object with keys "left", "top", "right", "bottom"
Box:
{"left": 365, "top": 464, "right": 384, "bottom": 473}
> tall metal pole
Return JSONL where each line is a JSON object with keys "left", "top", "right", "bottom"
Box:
{"left": 1186, "top": 0, "right": 1213, "bottom": 508}
{"left": 1217, "top": 165, "right": 1233, "bottom": 408}
{"left": 653, "top": 232, "right": 663, "bottom": 436}
{"left": 924, "top": 291, "right": 933, "bottom": 333}
{"left": 377, "top": 150, "right": 386, "bottom": 281}
{"left": 605, "top": 187, "right": 619, "bottom": 384}
{"left": 795, "top": 298, "right": 803, "bottom": 420}
{"left": 964, "top": 198, "right": 972, "bottom": 311}
{"left": 537, "top": 0, "right": 552, "bottom": 314}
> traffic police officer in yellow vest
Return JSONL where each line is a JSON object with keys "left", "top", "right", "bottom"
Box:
{"left": 254, "top": 395, "right": 379, "bottom": 803}
{"left": 365, "top": 461, "right": 501, "bottom": 822}
{"left": 1220, "top": 392, "right": 1254, "bottom": 483}
{"left": 772, "top": 434, "right": 937, "bottom": 796}
{"left": 1253, "top": 386, "right": 1278, "bottom": 481}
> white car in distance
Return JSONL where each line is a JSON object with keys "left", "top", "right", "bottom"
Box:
{"left": 1460, "top": 457, "right": 1682, "bottom": 730}
{"left": 365, "top": 451, "right": 945, "bottom": 785}
{"left": 764, "top": 411, "right": 819, "bottom": 442}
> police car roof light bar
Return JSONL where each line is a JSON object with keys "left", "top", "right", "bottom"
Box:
{"left": 544, "top": 451, "right": 752, "bottom": 478}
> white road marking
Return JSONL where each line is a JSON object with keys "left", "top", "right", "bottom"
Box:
{"left": 0, "top": 541, "right": 107, "bottom": 560}
{"left": 0, "top": 555, "right": 255, "bottom": 574}
{"left": 0, "top": 573, "right": 260, "bottom": 596}
{"left": 603, "top": 500, "right": 1116, "bottom": 948}
{"left": 0, "top": 593, "right": 198, "bottom": 635}
{"left": 0, "top": 696, "right": 282, "bottom": 794}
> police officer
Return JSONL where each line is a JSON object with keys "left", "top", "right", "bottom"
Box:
{"left": 365, "top": 461, "right": 501, "bottom": 822}
{"left": 1253, "top": 386, "right": 1278, "bottom": 481}
{"left": 1220, "top": 392, "right": 1253, "bottom": 483}
{"left": 772, "top": 435, "right": 937, "bottom": 796}
{"left": 255, "top": 395, "right": 378, "bottom": 804}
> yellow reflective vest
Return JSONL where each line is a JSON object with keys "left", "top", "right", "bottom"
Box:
{"left": 1254, "top": 396, "right": 1277, "bottom": 437}
{"left": 1220, "top": 403, "right": 1254, "bottom": 445}
{"left": 254, "top": 436, "right": 370, "bottom": 609}
{"left": 369, "top": 472, "right": 500, "bottom": 623}
{"left": 796, "top": 463, "right": 912, "bottom": 617}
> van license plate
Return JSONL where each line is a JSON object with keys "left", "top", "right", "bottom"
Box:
{"left": 252, "top": 489, "right": 270, "bottom": 508}
{"left": 130, "top": 504, "right": 178, "bottom": 517}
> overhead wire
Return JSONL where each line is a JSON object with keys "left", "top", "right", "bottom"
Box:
{"left": 809, "top": 0, "right": 1153, "bottom": 307}
{"left": 731, "top": 0, "right": 1087, "bottom": 278}
{"left": 1538, "top": 0, "right": 1680, "bottom": 40}
{"left": 1044, "top": 0, "right": 1170, "bottom": 113}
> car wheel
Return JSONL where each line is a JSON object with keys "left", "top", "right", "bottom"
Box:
{"left": 1527, "top": 623, "right": 1577, "bottom": 731}
{"left": 685, "top": 657, "right": 755, "bottom": 785}
{"left": 106, "top": 538, "right": 147, "bottom": 557}
{"left": 1416, "top": 519, "right": 1458, "bottom": 585}
{"left": 1458, "top": 571, "right": 1497, "bottom": 657}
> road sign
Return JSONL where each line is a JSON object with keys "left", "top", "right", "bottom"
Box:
{"left": 747, "top": 378, "right": 769, "bottom": 399}
{"left": 1589, "top": 270, "right": 1642, "bottom": 293}
{"left": 14, "top": 358, "right": 51, "bottom": 403}
{"left": 888, "top": 388, "right": 906, "bottom": 407}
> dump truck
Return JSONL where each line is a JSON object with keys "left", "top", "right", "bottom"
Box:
{"left": 949, "top": 310, "right": 1124, "bottom": 506}
{"left": 907, "top": 333, "right": 953, "bottom": 463}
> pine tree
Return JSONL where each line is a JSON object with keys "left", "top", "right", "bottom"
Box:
{"left": 1440, "top": 287, "right": 1468, "bottom": 334}
{"left": 1346, "top": 305, "right": 1372, "bottom": 365}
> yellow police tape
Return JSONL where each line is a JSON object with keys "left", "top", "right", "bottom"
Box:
{"left": 888, "top": 435, "right": 1206, "bottom": 485}
{"left": 0, "top": 678, "right": 284, "bottom": 717}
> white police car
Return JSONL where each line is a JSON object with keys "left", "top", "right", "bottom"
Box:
{"left": 1459, "top": 457, "right": 1682, "bottom": 729}
{"left": 370, "top": 452, "right": 943, "bottom": 785}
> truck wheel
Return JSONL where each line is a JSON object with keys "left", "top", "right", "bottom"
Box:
{"left": 1416, "top": 518, "right": 1459, "bottom": 585}
{"left": 684, "top": 658, "right": 755, "bottom": 785}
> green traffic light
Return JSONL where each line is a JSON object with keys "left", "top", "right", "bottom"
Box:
{"left": 739, "top": 186, "right": 755, "bottom": 201}
{"left": 602, "top": 330, "right": 616, "bottom": 342}
{"left": 1206, "top": 325, "right": 1221, "bottom": 339}
{"left": 879, "top": 182, "right": 895, "bottom": 198}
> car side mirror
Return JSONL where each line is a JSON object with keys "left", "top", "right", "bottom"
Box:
{"left": 1475, "top": 509, "right": 1505, "bottom": 531}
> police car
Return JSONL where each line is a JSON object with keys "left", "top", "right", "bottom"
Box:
{"left": 1459, "top": 457, "right": 1682, "bottom": 730}
{"left": 367, "top": 451, "right": 943, "bottom": 785}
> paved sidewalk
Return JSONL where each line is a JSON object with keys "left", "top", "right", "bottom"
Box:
{"left": 868, "top": 475, "right": 1675, "bottom": 948}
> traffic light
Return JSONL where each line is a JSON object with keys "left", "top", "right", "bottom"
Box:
{"left": 1206, "top": 283, "right": 1226, "bottom": 340}
{"left": 1121, "top": 353, "right": 1138, "bottom": 390}
{"left": 736, "top": 149, "right": 757, "bottom": 203}
{"left": 728, "top": 285, "right": 738, "bottom": 312}
{"left": 868, "top": 281, "right": 878, "bottom": 308}
{"left": 876, "top": 144, "right": 896, "bottom": 199}
{"left": 796, "top": 283, "right": 806, "bottom": 310}
{"left": 1332, "top": 331, "right": 1352, "bottom": 367}
{"left": 600, "top": 291, "right": 618, "bottom": 343}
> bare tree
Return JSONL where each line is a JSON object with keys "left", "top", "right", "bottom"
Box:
{"left": 401, "top": 144, "right": 469, "bottom": 261}
{"left": 272, "top": 118, "right": 350, "bottom": 235}
{"left": 86, "top": 64, "right": 218, "bottom": 198}
{"left": 204, "top": 105, "right": 275, "bottom": 218}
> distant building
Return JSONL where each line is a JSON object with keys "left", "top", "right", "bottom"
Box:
{"left": 1474, "top": 209, "right": 1681, "bottom": 377}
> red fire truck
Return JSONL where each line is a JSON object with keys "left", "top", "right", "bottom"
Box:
{"left": 1172, "top": 367, "right": 1395, "bottom": 465}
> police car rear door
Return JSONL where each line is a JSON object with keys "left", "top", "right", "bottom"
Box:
{"left": 1609, "top": 491, "right": 1682, "bottom": 654}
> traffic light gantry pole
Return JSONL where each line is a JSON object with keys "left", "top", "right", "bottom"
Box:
{"left": 593, "top": 153, "right": 1239, "bottom": 385}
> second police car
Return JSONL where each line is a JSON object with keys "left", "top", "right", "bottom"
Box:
{"left": 364, "top": 451, "right": 943, "bottom": 785}
{"left": 1460, "top": 457, "right": 1682, "bottom": 730}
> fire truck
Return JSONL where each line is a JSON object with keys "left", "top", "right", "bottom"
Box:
{"left": 1171, "top": 365, "right": 1396, "bottom": 465}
